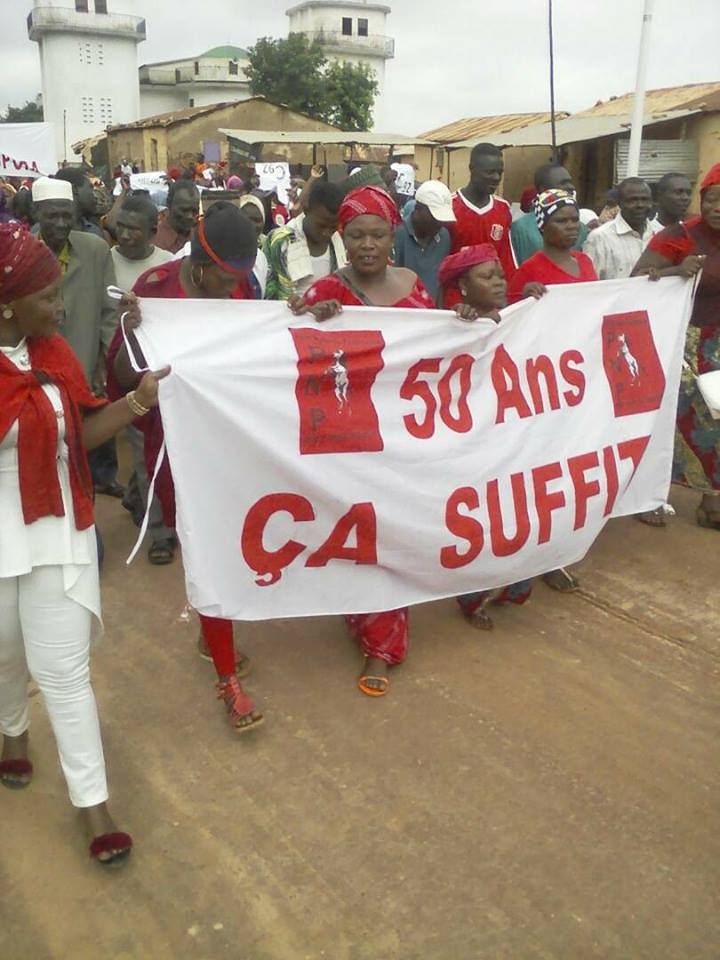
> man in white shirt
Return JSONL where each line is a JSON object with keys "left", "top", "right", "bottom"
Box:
{"left": 110, "top": 195, "right": 176, "bottom": 564}
{"left": 111, "top": 195, "right": 173, "bottom": 291}
{"left": 583, "top": 177, "right": 661, "bottom": 279}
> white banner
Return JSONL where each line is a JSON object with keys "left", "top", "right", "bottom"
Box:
{"left": 136, "top": 277, "right": 693, "bottom": 621}
{"left": 0, "top": 122, "right": 57, "bottom": 179}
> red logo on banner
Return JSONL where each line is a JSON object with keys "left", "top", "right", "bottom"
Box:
{"left": 290, "top": 328, "right": 386, "bottom": 454}
{"left": 601, "top": 311, "right": 666, "bottom": 417}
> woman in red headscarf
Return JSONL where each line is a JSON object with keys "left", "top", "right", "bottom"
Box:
{"left": 438, "top": 244, "right": 536, "bottom": 628}
{"left": 0, "top": 223, "right": 167, "bottom": 865}
{"left": 109, "top": 202, "right": 264, "bottom": 733}
{"left": 289, "top": 186, "right": 437, "bottom": 697}
{"left": 632, "top": 163, "right": 720, "bottom": 528}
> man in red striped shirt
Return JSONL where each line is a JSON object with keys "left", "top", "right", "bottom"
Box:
{"left": 445, "top": 143, "right": 517, "bottom": 306}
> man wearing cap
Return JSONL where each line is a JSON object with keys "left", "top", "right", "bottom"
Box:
{"left": 393, "top": 180, "right": 455, "bottom": 302}
{"left": 32, "top": 176, "right": 122, "bottom": 497}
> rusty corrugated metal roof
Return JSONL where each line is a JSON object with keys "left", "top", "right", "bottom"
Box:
{"left": 107, "top": 100, "right": 254, "bottom": 132}
{"left": 107, "top": 97, "right": 339, "bottom": 133}
{"left": 573, "top": 82, "right": 720, "bottom": 118}
{"left": 419, "top": 112, "right": 563, "bottom": 143}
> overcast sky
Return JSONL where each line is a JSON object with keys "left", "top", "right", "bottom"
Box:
{"left": 3, "top": 0, "right": 718, "bottom": 133}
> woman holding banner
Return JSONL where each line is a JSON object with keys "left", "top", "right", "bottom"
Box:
{"left": 0, "top": 223, "right": 167, "bottom": 864}
{"left": 632, "top": 163, "right": 720, "bottom": 528}
{"left": 290, "top": 185, "right": 436, "bottom": 697}
{"left": 502, "top": 189, "right": 598, "bottom": 595}
{"left": 110, "top": 202, "right": 265, "bottom": 734}
{"left": 437, "top": 244, "right": 536, "bottom": 629}
{"left": 507, "top": 189, "right": 597, "bottom": 305}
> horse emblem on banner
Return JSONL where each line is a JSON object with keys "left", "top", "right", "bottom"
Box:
{"left": 290, "top": 328, "right": 386, "bottom": 454}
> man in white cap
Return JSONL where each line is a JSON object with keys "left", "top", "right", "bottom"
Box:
{"left": 32, "top": 176, "right": 122, "bottom": 497}
{"left": 393, "top": 180, "right": 456, "bottom": 302}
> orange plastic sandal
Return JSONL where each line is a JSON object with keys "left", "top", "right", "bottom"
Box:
{"left": 358, "top": 669, "right": 390, "bottom": 698}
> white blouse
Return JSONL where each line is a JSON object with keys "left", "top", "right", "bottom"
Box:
{"left": 0, "top": 339, "right": 96, "bottom": 579}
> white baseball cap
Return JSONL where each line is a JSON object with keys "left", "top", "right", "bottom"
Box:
{"left": 32, "top": 176, "right": 74, "bottom": 203}
{"left": 414, "top": 180, "right": 456, "bottom": 222}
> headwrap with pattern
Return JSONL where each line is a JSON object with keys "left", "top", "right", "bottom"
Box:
{"left": 337, "top": 185, "right": 400, "bottom": 232}
{"left": 534, "top": 188, "right": 577, "bottom": 232}
{"left": 0, "top": 223, "right": 61, "bottom": 303}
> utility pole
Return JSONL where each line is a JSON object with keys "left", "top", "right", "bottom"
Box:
{"left": 627, "top": 0, "right": 655, "bottom": 177}
{"left": 548, "top": 0, "right": 558, "bottom": 161}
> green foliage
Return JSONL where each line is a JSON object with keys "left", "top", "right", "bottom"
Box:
{"left": 246, "top": 35, "right": 377, "bottom": 131}
{"left": 322, "top": 60, "right": 378, "bottom": 131}
{"left": 245, "top": 35, "right": 329, "bottom": 120}
{"left": 0, "top": 96, "right": 43, "bottom": 123}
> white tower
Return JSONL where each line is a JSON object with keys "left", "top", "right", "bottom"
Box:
{"left": 28, "top": 1, "right": 146, "bottom": 161}
{"left": 286, "top": 1, "right": 394, "bottom": 130}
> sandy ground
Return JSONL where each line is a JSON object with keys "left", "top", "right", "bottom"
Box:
{"left": 1, "top": 472, "right": 718, "bottom": 960}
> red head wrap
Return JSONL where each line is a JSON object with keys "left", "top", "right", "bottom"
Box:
{"left": 338, "top": 185, "right": 400, "bottom": 232}
{"left": 0, "top": 223, "right": 61, "bottom": 304}
{"left": 438, "top": 244, "right": 501, "bottom": 289}
{"left": 700, "top": 163, "right": 720, "bottom": 197}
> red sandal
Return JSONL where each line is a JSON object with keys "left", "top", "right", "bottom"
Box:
{"left": 89, "top": 831, "right": 133, "bottom": 866}
{"left": 216, "top": 676, "right": 264, "bottom": 734}
{"left": 0, "top": 758, "right": 33, "bottom": 790}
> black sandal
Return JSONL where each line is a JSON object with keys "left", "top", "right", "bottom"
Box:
{"left": 148, "top": 538, "right": 175, "bottom": 565}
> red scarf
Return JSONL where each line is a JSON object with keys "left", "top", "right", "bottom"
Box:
{"left": 0, "top": 334, "right": 107, "bottom": 529}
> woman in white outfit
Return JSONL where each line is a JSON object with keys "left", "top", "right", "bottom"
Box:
{"left": 0, "top": 223, "right": 167, "bottom": 865}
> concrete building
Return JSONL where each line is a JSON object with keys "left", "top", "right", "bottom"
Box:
{"left": 139, "top": 46, "right": 251, "bottom": 117}
{"left": 286, "top": 1, "right": 394, "bottom": 129}
{"left": 27, "top": 0, "right": 146, "bottom": 161}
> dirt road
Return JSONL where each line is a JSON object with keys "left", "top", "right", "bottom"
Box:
{"left": 1, "top": 484, "right": 718, "bottom": 960}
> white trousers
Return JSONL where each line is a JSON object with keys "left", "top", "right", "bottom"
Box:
{"left": 0, "top": 565, "right": 108, "bottom": 808}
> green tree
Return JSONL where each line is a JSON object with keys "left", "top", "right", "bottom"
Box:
{"left": 1, "top": 95, "right": 43, "bottom": 123}
{"left": 246, "top": 35, "right": 378, "bottom": 131}
{"left": 322, "top": 60, "right": 378, "bottom": 131}
{"left": 245, "top": 34, "right": 328, "bottom": 121}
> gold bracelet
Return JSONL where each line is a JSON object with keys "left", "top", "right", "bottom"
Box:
{"left": 126, "top": 390, "right": 150, "bottom": 417}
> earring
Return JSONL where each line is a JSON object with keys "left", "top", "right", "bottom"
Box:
{"left": 459, "top": 288, "right": 467, "bottom": 298}
{"left": 2, "top": 307, "right": 13, "bottom": 320}
{"left": 190, "top": 264, "right": 204, "bottom": 288}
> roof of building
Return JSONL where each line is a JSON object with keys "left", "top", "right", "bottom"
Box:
{"left": 572, "top": 81, "right": 720, "bottom": 118}
{"left": 107, "top": 97, "right": 337, "bottom": 133}
{"left": 287, "top": 1, "right": 391, "bottom": 14}
{"left": 201, "top": 45, "right": 249, "bottom": 59}
{"left": 221, "top": 128, "right": 434, "bottom": 146}
{"left": 419, "top": 112, "right": 563, "bottom": 144}
{"left": 435, "top": 82, "right": 720, "bottom": 151}
{"left": 141, "top": 45, "right": 249, "bottom": 70}
{"left": 446, "top": 107, "right": 708, "bottom": 151}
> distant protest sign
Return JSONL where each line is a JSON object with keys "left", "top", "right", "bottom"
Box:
{"left": 129, "top": 170, "right": 168, "bottom": 191}
{"left": 256, "top": 162, "right": 291, "bottom": 203}
{"left": 391, "top": 162, "right": 416, "bottom": 196}
{"left": 0, "top": 123, "right": 57, "bottom": 179}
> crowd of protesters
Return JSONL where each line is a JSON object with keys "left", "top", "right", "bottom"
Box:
{"left": 0, "top": 144, "right": 717, "bottom": 867}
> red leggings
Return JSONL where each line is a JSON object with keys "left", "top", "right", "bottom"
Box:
{"left": 198, "top": 614, "right": 235, "bottom": 677}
